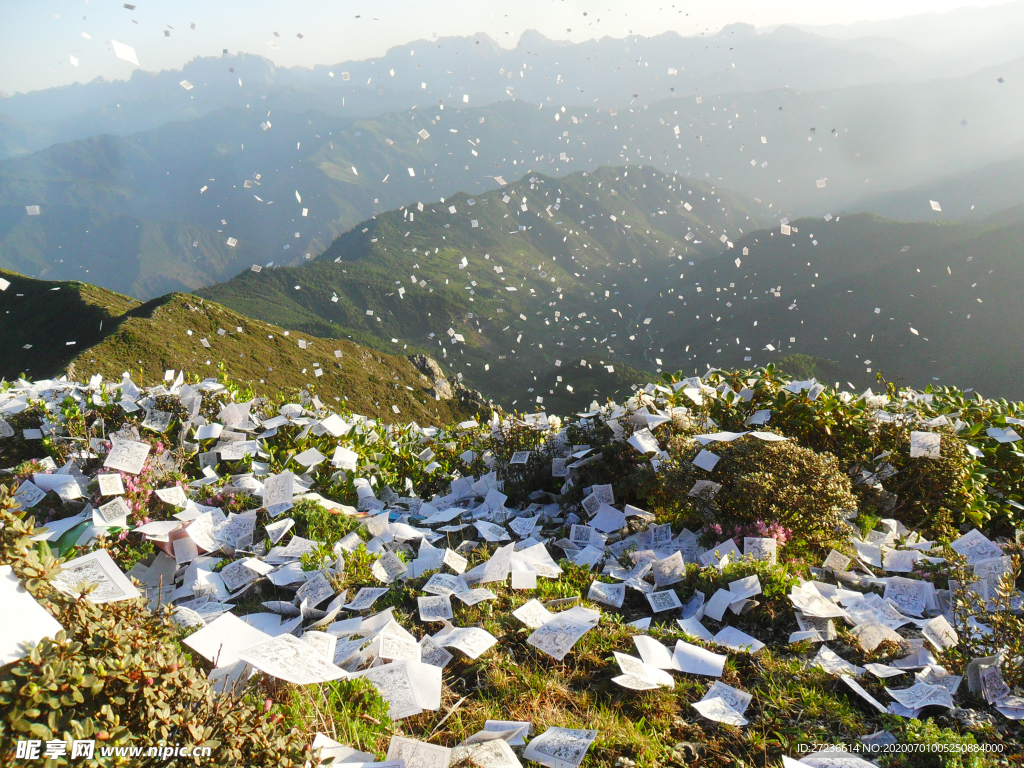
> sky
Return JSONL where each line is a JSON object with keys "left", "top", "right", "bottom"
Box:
{"left": 0, "top": 0, "right": 1013, "bottom": 95}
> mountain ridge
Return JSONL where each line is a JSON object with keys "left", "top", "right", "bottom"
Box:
{"left": 0, "top": 268, "right": 485, "bottom": 425}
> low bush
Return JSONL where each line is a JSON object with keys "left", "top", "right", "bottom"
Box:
{"left": 0, "top": 489, "right": 315, "bottom": 767}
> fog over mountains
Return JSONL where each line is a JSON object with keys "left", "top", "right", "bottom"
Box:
{"left": 5, "top": 17, "right": 1017, "bottom": 158}
{"left": 4, "top": 3, "right": 1024, "bottom": 402}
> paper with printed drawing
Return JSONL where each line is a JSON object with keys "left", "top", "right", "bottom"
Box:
{"left": 52, "top": 549, "right": 141, "bottom": 604}
{"left": 743, "top": 537, "right": 777, "bottom": 564}
{"left": 587, "top": 580, "right": 625, "bottom": 608}
{"left": 386, "top": 736, "right": 451, "bottom": 768}
{"left": 479, "top": 542, "right": 515, "bottom": 584}
{"left": 96, "top": 473, "right": 125, "bottom": 496}
{"left": 652, "top": 551, "right": 686, "bottom": 587}
{"left": 949, "top": 528, "right": 1002, "bottom": 565}
{"left": 237, "top": 634, "right": 347, "bottom": 685}
{"left": 449, "top": 739, "right": 522, "bottom": 768}
{"left": 103, "top": 440, "right": 151, "bottom": 474}
{"left": 344, "top": 586, "right": 390, "bottom": 611}
{"left": 300, "top": 631, "right": 337, "bottom": 662}
{"left": 219, "top": 559, "right": 261, "bottom": 593}
{"left": 377, "top": 620, "right": 422, "bottom": 662}
{"left": 423, "top": 572, "right": 468, "bottom": 596}
{"left": 699, "top": 538, "right": 742, "bottom": 567}
{"left": 922, "top": 615, "right": 958, "bottom": 651}
{"left": 419, "top": 635, "right": 454, "bottom": 668}
{"left": 264, "top": 517, "right": 294, "bottom": 545}
{"left": 882, "top": 576, "right": 931, "bottom": 617}
{"left": 692, "top": 681, "right": 751, "bottom": 726}
{"left": 357, "top": 659, "right": 440, "bottom": 719}
{"left": 373, "top": 551, "right": 409, "bottom": 583}
{"left": 823, "top": 550, "right": 851, "bottom": 572}
{"left": 155, "top": 485, "right": 188, "bottom": 508}
{"left": 966, "top": 655, "right": 1010, "bottom": 704}
{"left": 647, "top": 589, "right": 682, "bottom": 613}
{"left": 262, "top": 471, "right": 294, "bottom": 514}
{"left": 95, "top": 497, "right": 130, "bottom": 527}
{"left": 844, "top": 593, "right": 912, "bottom": 631}
{"left": 14, "top": 480, "right": 47, "bottom": 509}
{"left": 613, "top": 651, "right": 674, "bottom": 689}
{"left": 443, "top": 548, "right": 469, "bottom": 573}
{"left": 522, "top": 727, "right": 597, "bottom": 768}
{"left": 849, "top": 620, "right": 902, "bottom": 653}
{"left": 513, "top": 598, "right": 554, "bottom": 629}
{"left": 417, "top": 595, "right": 454, "bottom": 622}
{"left": 885, "top": 681, "right": 954, "bottom": 709}
{"left": 973, "top": 555, "right": 1013, "bottom": 598}
{"left": 454, "top": 587, "right": 498, "bottom": 606}
{"left": 812, "top": 646, "right": 864, "bottom": 677}
{"left": 526, "top": 615, "right": 595, "bottom": 661}
{"left": 293, "top": 572, "right": 334, "bottom": 612}
{"left": 436, "top": 625, "right": 498, "bottom": 659}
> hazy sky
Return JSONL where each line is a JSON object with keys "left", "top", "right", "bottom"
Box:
{"left": 0, "top": 0, "right": 1012, "bottom": 95}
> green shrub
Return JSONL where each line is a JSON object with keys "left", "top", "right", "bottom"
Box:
{"left": 859, "top": 424, "right": 993, "bottom": 538}
{"left": 0, "top": 489, "right": 315, "bottom": 767}
{"left": 651, "top": 435, "right": 858, "bottom": 547}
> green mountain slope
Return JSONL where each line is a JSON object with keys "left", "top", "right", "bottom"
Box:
{"left": 650, "top": 209, "right": 1024, "bottom": 398}
{"left": 0, "top": 267, "right": 139, "bottom": 378}
{"left": 0, "top": 269, "right": 483, "bottom": 425}
{"left": 200, "top": 165, "right": 1024, "bottom": 402}
{"left": 0, "top": 101, "right": 771, "bottom": 299}
{"left": 851, "top": 154, "right": 1024, "bottom": 222}
{"left": 199, "top": 165, "right": 757, "bottom": 408}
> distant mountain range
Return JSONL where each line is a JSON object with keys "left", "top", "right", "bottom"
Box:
{"left": 851, "top": 155, "right": 1024, "bottom": 222}
{"left": 0, "top": 262, "right": 857, "bottom": 416}
{"left": 5, "top": 49, "right": 1024, "bottom": 299}
{"left": 10, "top": 190, "right": 1024, "bottom": 409}
{"left": 796, "top": 1, "right": 1024, "bottom": 69}
{"left": 5, "top": 17, "right": 1007, "bottom": 160}
{"left": 6, "top": 155, "right": 1024, "bottom": 403}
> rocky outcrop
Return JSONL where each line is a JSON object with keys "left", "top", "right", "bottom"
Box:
{"left": 408, "top": 354, "right": 455, "bottom": 400}
{"left": 407, "top": 354, "right": 492, "bottom": 410}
